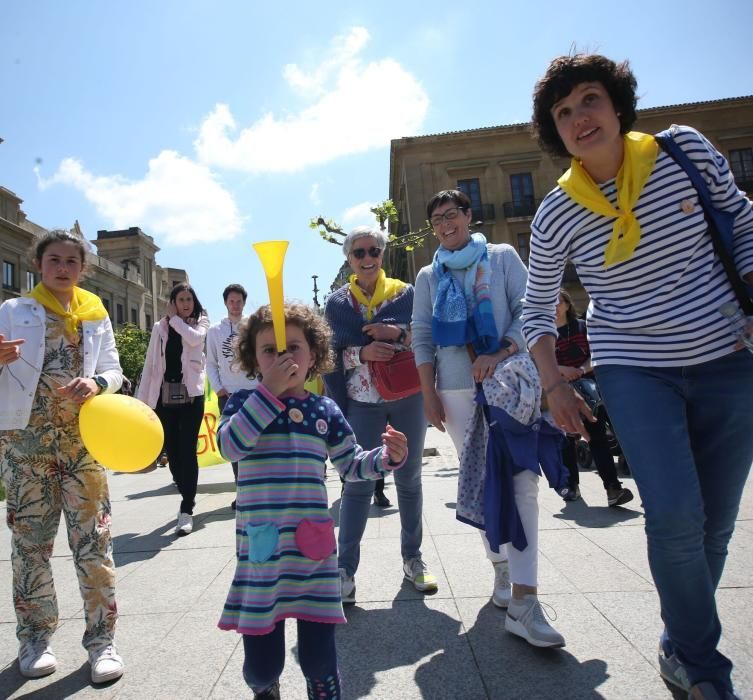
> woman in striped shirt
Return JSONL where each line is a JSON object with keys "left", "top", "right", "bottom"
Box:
{"left": 522, "top": 54, "right": 753, "bottom": 699}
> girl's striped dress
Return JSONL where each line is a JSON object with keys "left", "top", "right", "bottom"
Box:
{"left": 216, "top": 384, "right": 388, "bottom": 635}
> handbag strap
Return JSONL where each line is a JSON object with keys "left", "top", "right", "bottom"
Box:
{"left": 655, "top": 129, "right": 753, "bottom": 316}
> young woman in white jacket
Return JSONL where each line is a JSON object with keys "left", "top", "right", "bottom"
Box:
{"left": 0, "top": 230, "right": 125, "bottom": 684}
{"left": 137, "top": 282, "right": 209, "bottom": 536}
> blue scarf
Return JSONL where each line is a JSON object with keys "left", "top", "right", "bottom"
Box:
{"left": 431, "top": 233, "right": 500, "bottom": 355}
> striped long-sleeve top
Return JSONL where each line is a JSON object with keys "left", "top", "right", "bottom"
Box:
{"left": 216, "top": 384, "right": 391, "bottom": 635}
{"left": 522, "top": 125, "right": 753, "bottom": 367}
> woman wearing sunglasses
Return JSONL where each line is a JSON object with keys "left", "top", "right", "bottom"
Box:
{"left": 324, "top": 226, "right": 432, "bottom": 604}
{"left": 412, "top": 189, "right": 565, "bottom": 648}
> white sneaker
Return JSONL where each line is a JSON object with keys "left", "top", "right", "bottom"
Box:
{"left": 492, "top": 560, "right": 512, "bottom": 608}
{"left": 339, "top": 568, "right": 356, "bottom": 605}
{"left": 89, "top": 644, "right": 124, "bottom": 684}
{"left": 175, "top": 512, "right": 193, "bottom": 536}
{"left": 505, "top": 595, "right": 565, "bottom": 648}
{"left": 18, "top": 640, "right": 57, "bottom": 678}
{"left": 402, "top": 557, "right": 438, "bottom": 592}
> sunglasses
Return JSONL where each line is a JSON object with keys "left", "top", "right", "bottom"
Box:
{"left": 351, "top": 246, "right": 383, "bottom": 260}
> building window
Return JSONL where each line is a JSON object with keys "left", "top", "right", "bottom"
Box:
{"left": 511, "top": 172, "right": 534, "bottom": 205}
{"left": 517, "top": 232, "right": 531, "bottom": 264}
{"left": 730, "top": 148, "right": 753, "bottom": 182}
{"left": 146, "top": 313, "right": 152, "bottom": 329}
{"left": 3, "top": 261, "right": 16, "bottom": 290}
{"left": 25, "top": 270, "right": 37, "bottom": 291}
{"left": 457, "top": 178, "right": 482, "bottom": 216}
{"left": 102, "top": 297, "right": 110, "bottom": 313}
{"left": 116, "top": 303, "right": 124, "bottom": 325}
{"left": 131, "top": 308, "right": 138, "bottom": 325}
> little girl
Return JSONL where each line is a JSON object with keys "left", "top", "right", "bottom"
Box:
{"left": 0, "top": 230, "right": 125, "bottom": 684}
{"left": 216, "top": 302, "right": 407, "bottom": 699}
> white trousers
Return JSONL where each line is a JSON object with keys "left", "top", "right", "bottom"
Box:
{"left": 439, "top": 388, "right": 539, "bottom": 587}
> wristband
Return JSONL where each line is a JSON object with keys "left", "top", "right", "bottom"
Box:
{"left": 543, "top": 378, "right": 568, "bottom": 395}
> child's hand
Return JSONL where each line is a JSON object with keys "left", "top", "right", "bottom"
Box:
{"left": 261, "top": 351, "right": 300, "bottom": 396}
{"left": 382, "top": 423, "right": 407, "bottom": 468}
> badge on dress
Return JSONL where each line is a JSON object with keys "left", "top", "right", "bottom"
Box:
{"left": 681, "top": 199, "right": 695, "bottom": 214}
{"left": 289, "top": 408, "right": 304, "bottom": 423}
{"left": 315, "top": 418, "right": 328, "bottom": 435}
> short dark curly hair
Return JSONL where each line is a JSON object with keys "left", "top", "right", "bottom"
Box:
{"left": 532, "top": 54, "right": 638, "bottom": 158}
{"left": 235, "top": 302, "right": 334, "bottom": 379}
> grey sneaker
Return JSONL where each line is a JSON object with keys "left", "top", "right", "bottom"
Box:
{"left": 606, "top": 484, "right": 634, "bottom": 507}
{"left": 175, "top": 512, "right": 193, "bottom": 536}
{"left": 559, "top": 486, "right": 580, "bottom": 502}
{"left": 689, "top": 681, "right": 739, "bottom": 699}
{"left": 403, "top": 557, "right": 438, "bottom": 592}
{"left": 492, "top": 560, "right": 511, "bottom": 608}
{"left": 505, "top": 595, "right": 565, "bottom": 648}
{"left": 18, "top": 640, "right": 57, "bottom": 678}
{"left": 339, "top": 568, "right": 356, "bottom": 605}
{"left": 89, "top": 644, "right": 124, "bottom": 684}
{"left": 658, "top": 643, "right": 690, "bottom": 692}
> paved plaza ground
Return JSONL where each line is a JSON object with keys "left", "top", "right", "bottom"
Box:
{"left": 1, "top": 427, "right": 751, "bottom": 699}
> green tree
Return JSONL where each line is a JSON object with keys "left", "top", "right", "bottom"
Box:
{"left": 114, "top": 323, "right": 150, "bottom": 386}
{"left": 309, "top": 199, "right": 432, "bottom": 283}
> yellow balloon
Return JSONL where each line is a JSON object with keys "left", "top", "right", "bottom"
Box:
{"left": 79, "top": 394, "right": 164, "bottom": 472}
{"left": 253, "top": 241, "right": 289, "bottom": 352}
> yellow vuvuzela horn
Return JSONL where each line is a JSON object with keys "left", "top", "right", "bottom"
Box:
{"left": 253, "top": 241, "right": 289, "bottom": 352}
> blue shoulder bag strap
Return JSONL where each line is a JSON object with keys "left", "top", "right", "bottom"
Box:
{"left": 655, "top": 128, "right": 753, "bottom": 315}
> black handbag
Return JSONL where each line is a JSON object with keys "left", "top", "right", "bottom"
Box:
{"left": 161, "top": 381, "right": 191, "bottom": 406}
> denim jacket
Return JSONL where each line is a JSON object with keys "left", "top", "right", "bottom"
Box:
{"left": 137, "top": 315, "right": 209, "bottom": 409}
{"left": 0, "top": 296, "right": 123, "bottom": 430}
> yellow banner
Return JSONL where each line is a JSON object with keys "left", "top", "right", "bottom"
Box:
{"left": 197, "top": 379, "right": 226, "bottom": 468}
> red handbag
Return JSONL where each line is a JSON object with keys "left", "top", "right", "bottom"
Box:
{"left": 369, "top": 351, "right": 422, "bottom": 401}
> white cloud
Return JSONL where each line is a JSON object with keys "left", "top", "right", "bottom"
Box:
{"left": 309, "top": 183, "right": 321, "bottom": 206}
{"left": 194, "top": 27, "right": 429, "bottom": 173}
{"left": 37, "top": 152, "right": 243, "bottom": 246}
{"left": 341, "top": 201, "right": 376, "bottom": 228}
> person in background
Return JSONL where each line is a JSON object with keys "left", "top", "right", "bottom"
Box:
{"left": 324, "top": 226, "right": 432, "bottom": 603}
{"left": 0, "top": 230, "right": 125, "bottom": 683}
{"left": 554, "top": 288, "right": 633, "bottom": 507}
{"left": 524, "top": 53, "right": 753, "bottom": 699}
{"left": 412, "top": 189, "right": 565, "bottom": 648}
{"left": 217, "top": 302, "right": 407, "bottom": 700}
{"left": 137, "top": 282, "right": 209, "bottom": 537}
{"left": 206, "top": 283, "right": 258, "bottom": 509}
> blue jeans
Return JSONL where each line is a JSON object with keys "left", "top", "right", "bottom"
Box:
{"left": 595, "top": 350, "right": 753, "bottom": 690}
{"left": 337, "top": 392, "right": 427, "bottom": 576}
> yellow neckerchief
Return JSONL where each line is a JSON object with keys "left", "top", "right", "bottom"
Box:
{"left": 28, "top": 283, "right": 108, "bottom": 338}
{"left": 348, "top": 269, "right": 407, "bottom": 321}
{"left": 558, "top": 131, "right": 659, "bottom": 268}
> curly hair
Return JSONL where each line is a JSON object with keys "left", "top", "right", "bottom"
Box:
{"left": 235, "top": 302, "right": 334, "bottom": 379}
{"left": 532, "top": 54, "right": 638, "bottom": 158}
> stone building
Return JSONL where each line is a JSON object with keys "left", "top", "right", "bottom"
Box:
{"left": 0, "top": 185, "right": 187, "bottom": 329}
{"left": 389, "top": 95, "right": 753, "bottom": 308}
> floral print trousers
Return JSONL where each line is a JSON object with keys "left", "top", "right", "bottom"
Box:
{"left": 1, "top": 423, "right": 117, "bottom": 650}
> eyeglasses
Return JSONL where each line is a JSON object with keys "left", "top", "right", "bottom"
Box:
{"left": 430, "top": 207, "right": 466, "bottom": 227}
{"left": 350, "top": 246, "right": 383, "bottom": 260}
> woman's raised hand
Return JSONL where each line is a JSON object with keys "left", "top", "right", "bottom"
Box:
{"left": 0, "top": 334, "right": 24, "bottom": 365}
{"left": 360, "top": 342, "right": 395, "bottom": 363}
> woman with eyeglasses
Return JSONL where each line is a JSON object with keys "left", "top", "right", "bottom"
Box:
{"left": 324, "top": 226, "right": 432, "bottom": 604}
{"left": 412, "top": 189, "right": 565, "bottom": 648}
{"left": 522, "top": 54, "right": 753, "bottom": 698}
{"left": 0, "top": 230, "right": 125, "bottom": 684}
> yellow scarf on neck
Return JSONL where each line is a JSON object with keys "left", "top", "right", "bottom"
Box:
{"left": 558, "top": 131, "right": 659, "bottom": 268}
{"left": 348, "top": 269, "right": 407, "bottom": 320}
{"left": 28, "top": 283, "right": 108, "bottom": 338}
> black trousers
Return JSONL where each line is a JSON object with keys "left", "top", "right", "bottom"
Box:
{"left": 217, "top": 394, "right": 238, "bottom": 482}
{"left": 561, "top": 410, "right": 620, "bottom": 491}
{"left": 157, "top": 395, "right": 205, "bottom": 514}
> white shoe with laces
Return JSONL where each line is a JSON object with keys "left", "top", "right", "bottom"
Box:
{"left": 175, "top": 512, "right": 193, "bottom": 536}
{"left": 339, "top": 568, "right": 356, "bottom": 605}
{"left": 505, "top": 594, "right": 565, "bottom": 648}
{"left": 89, "top": 643, "right": 124, "bottom": 683}
{"left": 18, "top": 640, "right": 57, "bottom": 678}
{"left": 492, "top": 560, "right": 512, "bottom": 608}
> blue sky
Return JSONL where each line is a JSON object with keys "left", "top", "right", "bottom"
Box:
{"left": 2, "top": 0, "right": 752, "bottom": 323}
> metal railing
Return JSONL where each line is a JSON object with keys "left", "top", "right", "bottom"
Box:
{"left": 502, "top": 199, "right": 540, "bottom": 218}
